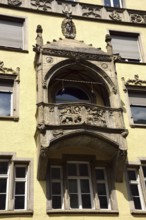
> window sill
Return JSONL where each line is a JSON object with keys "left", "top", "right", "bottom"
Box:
{"left": 115, "top": 60, "right": 146, "bottom": 65}
{"left": 0, "top": 210, "right": 33, "bottom": 216}
{"left": 130, "top": 123, "right": 146, "bottom": 128}
{"left": 47, "top": 209, "right": 119, "bottom": 215}
{"left": 0, "top": 116, "right": 19, "bottom": 121}
{"left": 0, "top": 46, "right": 28, "bottom": 53}
{"left": 131, "top": 210, "right": 146, "bottom": 216}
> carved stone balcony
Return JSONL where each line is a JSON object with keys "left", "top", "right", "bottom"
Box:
{"left": 37, "top": 102, "right": 124, "bottom": 130}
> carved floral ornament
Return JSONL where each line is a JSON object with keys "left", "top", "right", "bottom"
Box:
{"left": 31, "top": 0, "right": 53, "bottom": 11}
{"left": 122, "top": 75, "right": 146, "bottom": 92}
{"left": 7, "top": 0, "right": 22, "bottom": 6}
{"left": 0, "top": 60, "right": 20, "bottom": 75}
{"left": 130, "top": 13, "right": 146, "bottom": 24}
{"left": 82, "top": 6, "right": 101, "bottom": 18}
{"left": 109, "top": 10, "right": 122, "bottom": 21}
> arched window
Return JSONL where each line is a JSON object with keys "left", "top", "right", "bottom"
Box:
{"left": 55, "top": 87, "right": 90, "bottom": 103}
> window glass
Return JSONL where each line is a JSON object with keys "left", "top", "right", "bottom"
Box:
{"left": 56, "top": 87, "right": 90, "bottom": 103}
{"left": 50, "top": 163, "right": 113, "bottom": 210}
{"left": 0, "top": 161, "right": 9, "bottom": 210}
{"left": 104, "top": 0, "right": 122, "bottom": 7}
{"left": 0, "top": 92, "right": 12, "bottom": 116}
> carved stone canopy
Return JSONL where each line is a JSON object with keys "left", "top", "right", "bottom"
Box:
{"left": 42, "top": 38, "right": 111, "bottom": 61}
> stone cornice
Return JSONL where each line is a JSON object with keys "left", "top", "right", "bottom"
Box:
{"left": 1, "top": 0, "right": 146, "bottom": 26}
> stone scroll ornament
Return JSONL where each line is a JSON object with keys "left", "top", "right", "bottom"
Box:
{"left": 7, "top": 0, "right": 22, "bottom": 6}
{"left": 61, "top": 6, "right": 76, "bottom": 39}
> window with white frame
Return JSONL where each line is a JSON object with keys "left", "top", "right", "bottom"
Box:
{"left": 0, "top": 73, "right": 19, "bottom": 120}
{"left": 110, "top": 32, "right": 142, "bottom": 62}
{"left": 0, "top": 16, "right": 25, "bottom": 50}
{"left": 128, "top": 90, "right": 146, "bottom": 125}
{"left": 0, "top": 157, "right": 32, "bottom": 212}
{"left": 48, "top": 161, "right": 116, "bottom": 211}
{"left": 104, "top": 0, "right": 123, "bottom": 7}
{"left": 127, "top": 163, "right": 146, "bottom": 211}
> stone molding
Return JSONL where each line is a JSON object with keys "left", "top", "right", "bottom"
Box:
{"left": 1, "top": 0, "right": 146, "bottom": 26}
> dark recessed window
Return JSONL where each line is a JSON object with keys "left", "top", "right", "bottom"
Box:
{"left": 104, "top": 0, "right": 123, "bottom": 7}
{"left": 55, "top": 87, "right": 90, "bottom": 103}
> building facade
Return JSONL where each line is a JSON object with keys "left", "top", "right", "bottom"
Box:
{"left": 0, "top": 0, "right": 146, "bottom": 219}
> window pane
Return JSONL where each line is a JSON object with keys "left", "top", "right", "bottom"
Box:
{"left": 104, "top": 0, "right": 111, "bottom": 6}
{"left": 15, "top": 196, "right": 25, "bottom": 209}
{"left": 82, "top": 194, "right": 91, "bottom": 208}
{"left": 0, "top": 179, "right": 7, "bottom": 193}
{"left": 70, "top": 194, "right": 78, "bottom": 208}
{"left": 0, "top": 162, "right": 8, "bottom": 174}
{"left": 52, "top": 182, "right": 61, "bottom": 194}
{"left": 96, "top": 169, "right": 105, "bottom": 180}
{"left": 51, "top": 167, "right": 61, "bottom": 179}
{"left": 130, "top": 184, "right": 139, "bottom": 196}
{"left": 99, "top": 196, "right": 108, "bottom": 209}
{"left": 133, "top": 197, "right": 142, "bottom": 210}
{"left": 16, "top": 167, "right": 26, "bottom": 178}
{"left": 128, "top": 170, "right": 137, "bottom": 180}
{"left": 79, "top": 164, "right": 89, "bottom": 176}
{"left": 80, "top": 179, "right": 90, "bottom": 193}
{"left": 97, "top": 183, "right": 107, "bottom": 196}
{"left": 56, "top": 87, "right": 90, "bottom": 103}
{"left": 67, "top": 164, "right": 77, "bottom": 176}
{"left": 131, "top": 106, "right": 146, "bottom": 124}
{"left": 0, "top": 92, "right": 11, "bottom": 116}
{"left": 114, "top": 0, "right": 121, "bottom": 7}
{"left": 15, "top": 182, "right": 25, "bottom": 194}
{"left": 52, "top": 196, "right": 62, "bottom": 209}
{"left": 68, "top": 180, "right": 77, "bottom": 193}
{"left": 0, "top": 194, "right": 6, "bottom": 210}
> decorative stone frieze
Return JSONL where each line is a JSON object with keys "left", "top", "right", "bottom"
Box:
{"left": 109, "top": 10, "right": 122, "bottom": 21}
{"left": 7, "top": 0, "right": 22, "bottom": 6}
{"left": 31, "top": 0, "right": 53, "bottom": 11}
{"left": 82, "top": 6, "right": 101, "bottom": 18}
{"left": 1, "top": 0, "right": 146, "bottom": 26}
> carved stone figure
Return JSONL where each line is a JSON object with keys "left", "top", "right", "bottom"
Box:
{"left": 7, "top": 0, "right": 22, "bottom": 6}
{"left": 62, "top": 6, "right": 76, "bottom": 39}
{"left": 125, "top": 74, "right": 146, "bottom": 86}
{"left": 0, "top": 61, "right": 19, "bottom": 75}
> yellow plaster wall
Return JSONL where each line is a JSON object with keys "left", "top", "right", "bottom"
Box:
{"left": 1, "top": 4, "right": 146, "bottom": 220}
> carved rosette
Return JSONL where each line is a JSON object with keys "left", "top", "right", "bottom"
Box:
{"left": 130, "top": 14, "right": 145, "bottom": 23}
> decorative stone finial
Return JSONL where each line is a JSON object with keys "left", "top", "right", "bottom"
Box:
{"left": 33, "top": 25, "right": 43, "bottom": 53}
{"left": 105, "top": 34, "right": 113, "bottom": 55}
{"left": 61, "top": 5, "right": 76, "bottom": 39}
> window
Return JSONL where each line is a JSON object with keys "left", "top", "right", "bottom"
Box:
{"left": 48, "top": 160, "right": 117, "bottom": 211}
{"left": 110, "top": 32, "right": 142, "bottom": 62}
{"left": 127, "top": 163, "right": 146, "bottom": 212}
{"left": 104, "top": 0, "right": 123, "bottom": 7}
{"left": 0, "top": 156, "right": 33, "bottom": 212}
{"left": 0, "top": 69, "right": 20, "bottom": 120}
{"left": 55, "top": 87, "right": 90, "bottom": 103}
{"left": 128, "top": 90, "right": 146, "bottom": 125}
{"left": 0, "top": 16, "right": 25, "bottom": 50}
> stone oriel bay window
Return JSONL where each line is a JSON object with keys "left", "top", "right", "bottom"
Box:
{"left": 0, "top": 153, "right": 33, "bottom": 214}
{"left": 0, "top": 61, "right": 20, "bottom": 120}
{"left": 127, "top": 160, "right": 146, "bottom": 214}
{"left": 47, "top": 158, "right": 118, "bottom": 213}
